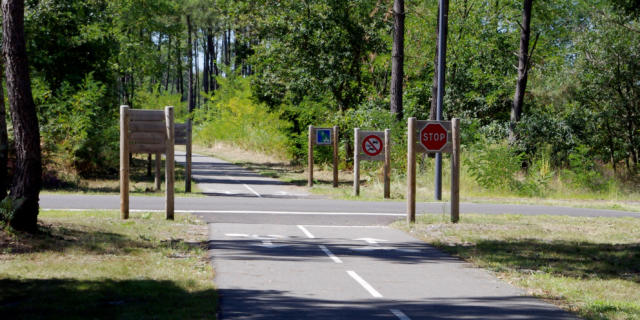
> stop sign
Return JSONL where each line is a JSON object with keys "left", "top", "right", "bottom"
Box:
{"left": 420, "top": 123, "right": 448, "bottom": 151}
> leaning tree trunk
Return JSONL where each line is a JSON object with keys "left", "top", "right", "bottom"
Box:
{"left": 510, "top": 0, "right": 532, "bottom": 142}
{"left": 2, "top": 0, "right": 42, "bottom": 232}
{"left": 0, "top": 56, "right": 8, "bottom": 201}
{"left": 390, "top": 0, "right": 405, "bottom": 121}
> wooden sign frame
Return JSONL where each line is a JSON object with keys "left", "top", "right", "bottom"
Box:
{"left": 353, "top": 128, "right": 391, "bottom": 198}
{"left": 175, "top": 119, "right": 192, "bottom": 192}
{"left": 308, "top": 125, "right": 339, "bottom": 188}
{"left": 120, "top": 105, "right": 175, "bottom": 220}
{"left": 407, "top": 117, "right": 460, "bottom": 223}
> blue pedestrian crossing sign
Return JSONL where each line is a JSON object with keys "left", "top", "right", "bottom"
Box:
{"left": 316, "top": 128, "right": 332, "bottom": 145}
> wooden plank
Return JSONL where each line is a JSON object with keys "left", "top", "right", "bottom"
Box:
{"left": 130, "top": 143, "right": 166, "bottom": 154}
{"left": 185, "top": 119, "right": 192, "bottom": 193}
{"left": 165, "top": 106, "right": 175, "bottom": 220}
{"left": 130, "top": 132, "right": 165, "bottom": 144}
{"left": 130, "top": 121, "right": 166, "bottom": 133}
{"left": 129, "top": 109, "right": 165, "bottom": 121}
{"left": 407, "top": 117, "right": 416, "bottom": 223}
{"left": 120, "top": 105, "right": 130, "bottom": 220}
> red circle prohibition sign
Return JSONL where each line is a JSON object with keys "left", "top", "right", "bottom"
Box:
{"left": 362, "top": 135, "right": 383, "bottom": 156}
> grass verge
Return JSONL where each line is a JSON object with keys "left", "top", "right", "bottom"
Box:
{"left": 0, "top": 210, "right": 216, "bottom": 319}
{"left": 395, "top": 214, "right": 640, "bottom": 320}
{"left": 43, "top": 154, "right": 202, "bottom": 197}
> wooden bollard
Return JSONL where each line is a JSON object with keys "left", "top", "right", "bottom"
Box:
{"left": 165, "top": 106, "right": 175, "bottom": 220}
{"left": 120, "top": 105, "right": 130, "bottom": 220}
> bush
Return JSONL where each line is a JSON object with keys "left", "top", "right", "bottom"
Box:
{"left": 35, "top": 73, "right": 119, "bottom": 177}
{"left": 465, "top": 142, "right": 524, "bottom": 191}
{"left": 193, "top": 75, "right": 290, "bottom": 158}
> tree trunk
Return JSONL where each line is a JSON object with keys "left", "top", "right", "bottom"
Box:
{"left": 510, "top": 0, "right": 533, "bottom": 142}
{"left": 177, "top": 37, "right": 184, "bottom": 100}
{"left": 2, "top": 0, "right": 42, "bottom": 232}
{"left": 187, "top": 15, "right": 195, "bottom": 113}
{"left": 203, "top": 30, "right": 210, "bottom": 93}
{"left": 0, "top": 56, "right": 8, "bottom": 201}
{"left": 389, "top": 0, "right": 404, "bottom": 121}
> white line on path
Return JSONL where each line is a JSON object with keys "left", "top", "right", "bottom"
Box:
{"left": 297, "top": 225, "right": 315, "bottom": 238}
{"left": 242, "top": 184, "right": 262, "bottom": 198}
{"left": 319, "top": 245, "right": 342, "bottom": 263}
{"left": 390, "top": 309, "right": 411, "bottom": 320}
{"left": 347, "top": 270, "right": 383, "bottom": 298}
{"left": 42, "top": 209, "right": 405, "bottom": 217}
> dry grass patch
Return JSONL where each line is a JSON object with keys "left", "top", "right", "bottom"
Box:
{"left": 0, "top": 210, "right": 216, "bottom": 319}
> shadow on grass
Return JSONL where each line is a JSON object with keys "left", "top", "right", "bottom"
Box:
{"left": 0, "top": 279, "right": 217, "bottom": 320}
{"left": 438, "top": 239, "right": 640, "bottom": 282}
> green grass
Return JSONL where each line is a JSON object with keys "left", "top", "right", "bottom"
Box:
{"left": 43, "top": 154, "right": 203, "bottom": 197}
{"left": 395, "top": 214, "right": 640, "bottom": 320}
{"left": 0, "top": 210, "right": 216, "bottom": 319}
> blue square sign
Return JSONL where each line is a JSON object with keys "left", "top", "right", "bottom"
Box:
{"left": 316, "top": 128, "right": 332, "bottom": 145}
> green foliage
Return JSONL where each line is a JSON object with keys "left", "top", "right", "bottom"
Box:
{"left": 0, "top": 197, "right": 24, "bottom": 225}
{"left": 465, "top": 142, "right": 524, "bottom": 192}
{"left": 192, "top": 75, "right": 290, "bottom": 157}
{"left": 563, "top": 145, "right": 608, "bottom": 191}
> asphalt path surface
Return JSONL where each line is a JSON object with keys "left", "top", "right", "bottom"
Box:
{"left": 39, "top": 152, "right": 636, "bottom": 319}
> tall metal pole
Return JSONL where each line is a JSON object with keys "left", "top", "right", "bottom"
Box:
{"left": 435, "top": 0, "right": 449, "bottom": 201}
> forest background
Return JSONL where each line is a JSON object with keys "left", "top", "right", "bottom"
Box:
{"left": 2, "top": 0, "right": 639, "bottom": 200}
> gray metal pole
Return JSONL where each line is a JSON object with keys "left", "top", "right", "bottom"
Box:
{"left": 435, "top": 0, "right": 449, "bottom": 201}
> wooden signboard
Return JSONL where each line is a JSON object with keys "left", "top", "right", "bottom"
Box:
{"left": 353, "top": 129, "right": 391, "bottom": 198}
{"left": 120, "top": 106, "right": 175, "bottom": 220}
{"left": 307, "top": 125, "right": 339, "bottom": 187}
{"left": 407, "top": 117, "right": 460, "bottom": 223}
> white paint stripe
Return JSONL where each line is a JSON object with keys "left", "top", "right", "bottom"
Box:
{"left": 390, "top": 309, "right": 411, "bottom": 320}
{"left": 41, "top": 208, "right": 405, "bottom": 217}
{"left": 347, "top": 270, "right": 383, "bottom": 298}
{"left": 297, "top": 225, "right": 315, "bottom": 238}
{"left": 299, "top": 225, "right": 390, "bottom": 229}
{"left": 242, "top": 184, "right": 262, "bottom": 198}
{"left": 319, "top": 245, "right": 342, "bottom": 263}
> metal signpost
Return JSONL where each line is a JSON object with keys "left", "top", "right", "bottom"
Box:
{"left": 120, "top": 105, "right": 175, "bottom": 220}
{"left": 353, "top": 129, "right": 391, "bottom": 198}
{"left": 407, "top": 117, "right": 460, "bottom": 223}
{"left": 308, "top": 125, "right": 339, "bottom": 187}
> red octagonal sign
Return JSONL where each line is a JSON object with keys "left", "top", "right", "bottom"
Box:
{"left": 420, "top": 123, "right": 448, "bottom": 151}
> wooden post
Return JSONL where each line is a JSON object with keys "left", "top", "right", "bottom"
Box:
{"left": 353, "top": 128, "right": 360, "bottom": 196}
{"left": 155, "top": 153, "right": 161, "bottom": 190}
{"left": 451, "top": 118, "right": 460, "bottom": 223}
{"left": 332, "top": 125, "right": 339, "bottom": 188}
{"left": 185, "top": 119, "right": 192, "bottom": 193}
{"left": 407, "top": 117, "right": 416, "bottom": 223}
{"left": 120, "top": 105, "right": 130, "bottom": 220}
{"left": 308, "top": 125, "right": 314, "bottom": 187}
{"left": 165, "top": 106, "right": 175, "bottom": 220}
{"left": 384, "top": 129, "right": 391, "bottom": 199}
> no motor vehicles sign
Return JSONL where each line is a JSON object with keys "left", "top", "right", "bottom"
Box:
{"left": 357, "top": 131, "right": 385, "bottom": 161}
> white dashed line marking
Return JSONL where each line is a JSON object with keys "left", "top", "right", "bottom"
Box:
{"left": 297, "top": 225, "right": 315, "bottom": 238}
{"left": 390, "top": 309, "right": 411, "bottom": 320}
{"left": 347, "top": 270, "right": 383, "bottom": 298}
{"left": 319, "top": 245, "right": 342, "bottom": 263}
